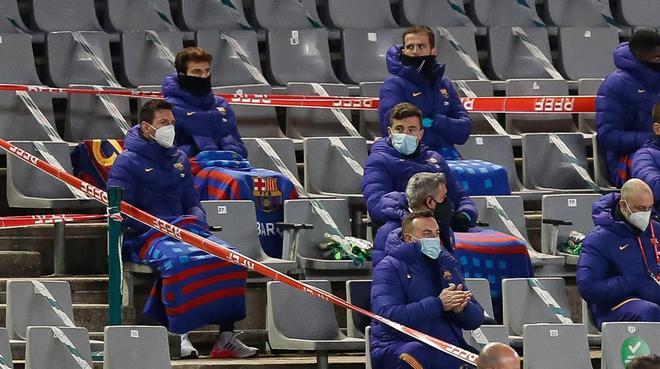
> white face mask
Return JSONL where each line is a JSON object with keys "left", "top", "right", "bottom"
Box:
{"left": 625, "top": 202, "right": 652, "bottom": 231}
{"left": 148, "top": 124, "right": 175, "bottom": 148}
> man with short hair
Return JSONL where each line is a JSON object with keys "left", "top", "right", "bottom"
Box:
{"left": 379, "top": 25, "right": 472, "bottom": 160}
{"left": 627, "top": 355, "right": 660, "bottom": 369}
{"left": 577, "top": 179, "right": 660, "bottom": 329}
{"left": 108, "top": 100, "right": 257, "bottom": 359}
{"left": 370, "top": 210, "right": 483, "bottom": 369}
{"left": 476, "top": 343, "right": 520, "bottom": 369}
{"left": 597, "top": 29, "right": 660, "bottom": 186}
{"left": 631, "top": 103, "right": 660, "bottom": 210}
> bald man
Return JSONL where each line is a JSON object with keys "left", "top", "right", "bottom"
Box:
{"left": 577, "top": 179, "right": 660, "bottom": 329}
{"left": 476, "top": 343, "right": 520, "bottom": 369}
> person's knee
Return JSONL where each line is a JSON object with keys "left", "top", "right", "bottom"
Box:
{"left": 635, "top": 300, "right": 660, "bottom": 321}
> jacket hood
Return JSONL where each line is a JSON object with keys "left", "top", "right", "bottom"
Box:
{"left": 613, "top": 42, "right": 660, "bottom": 86}
{"left": 162, "top": 72, "right": 216, "bottom": 109}
{"left": 123, "top": 125, "right": 178, "bottom": 162}
{"left": 386, "top": 45, "right": 446, "bottom": 85}
{"left": 591, "top": 192, "right": 640, "bottom": 236}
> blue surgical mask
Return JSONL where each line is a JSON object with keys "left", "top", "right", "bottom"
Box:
{"left": 419, "top": 237, "right": 442, "bottom": 259}
{"left": 391, "top": 133, "right": 418, "bottom": 155}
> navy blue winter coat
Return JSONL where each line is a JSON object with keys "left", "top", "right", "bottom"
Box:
{"left": 162, "top": 73, "right": 247, "bottom": 159}
{"left": 632, "top": 137, "right": 660, "bottom": 209}
{"left": 596, "top": 42, "right": 660, "bottom": 185}
{"left": 370, "top": 229, "right": 484, "bottom": 369}
{"left": 379, "top": 45, "right": 472, "bottom": 156}
{"left": 577, "top": 193, "right": 660, "bottom": 327}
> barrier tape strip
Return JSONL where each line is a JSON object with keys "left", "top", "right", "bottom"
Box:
{"left": 294, "top": 0, "right": 323, "bottom": 28}
{"left": 548, "top": 134, "right": 601, "bottom": 192}
{"left": 587, "top": 0, "right": 620, "bottom": 29}
{"left": 310, "top": 83, "right": 361, "bottom": 136}
{"left": 220, "top": 32, "right": 269, "bottom": 85}
{"left": 0, "top": 214, "right": 106, "bottom": 228}
{"left": 15, "top": 90, "right": 63, "bottom": 142}
{"left": 328, "top": 137, "right": 364, "bottom": 177}
{"left": 147, "top": 0, "right": 178, "bottom": 31}
{"left": 436, "top": 27, "right": 487, "bottom": 80}
{"left": 144, "top": 30, "right": 176, "bottom": 66}
{"left": 512, "top": 27, "right": 563, "bottom": 80}
{"left": 0, "top": 352, "right": 10, "bottom": 369}
{"left": 515, "top": 0, "right": 546, "bottom": 27}
{"left": 92, "top": 86, "right": 131, "bottom": 135}
{"left": 0, "top": 137, "right": 477, "bottom": 365}
{"left": 70, "top": 32, "right": 122, "bottom": 88}
{"left": 50, "top": 327, "right": 92, "bottom": 369}
{"left": 454, "top": 81, "right": 507, "bottom": 136}
{"left": 215, "top": 0, "right": 253, "bottom": 30}
{"left": 527, "top": 278, "right": 574, "bottom": 324}
{"left": 484, "top": 196, "right": 542, "bottom": 265}
{"left": 32, "top": 280, "right": 76, "bottom": 327}
{"left": 33, "top": 142, "right": 89, "bottom": 199}
{"left": 445, "top": 0, "right": 475, "bottom": 29}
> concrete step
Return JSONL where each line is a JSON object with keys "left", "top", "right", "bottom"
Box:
{"left": 0, "top": 251, "right": 41, "bottom": 278}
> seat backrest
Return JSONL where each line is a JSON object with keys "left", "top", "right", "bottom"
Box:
{"left": 577, "top": 78, "right": 603, "bottom": 133}
{"left": 400, "top": 0, "right": 471, "bottom": 27}
{"left": 179, "top": 0, "right": 250, "bottom": 31}
{"left": 545, "top": 0, "right": 615, "bottom": 27}
{"left": 472, "top": 0, "right": 542, "bottom": 27}
{"left": 470, "top": 196, "right": 529, "bottom": 242}
{"left": 346, "top": 280, "right": 372, "bottom": 338}
{"left": 197, "top": 29, "right": 265, "bottom": 86}
{"left": 0, "top": 33, "right": 41, "bottom": 84}
{"left": 0, "top": 0, "right": 27, "bottom": 32}
{"left": 505, "top": 79, "right": 575, "bottom": 134}
{"left": 30, "top": 0, "right": 101, "bottom": 31}
{"left": 617, "top": 0, "right": 660, "bottom": 27}
{"left": 541, "top": 194, "right": 601, "bottom": 254}
{"left": 326, "top": 0, "right": 397, "bottom": 29}
{"left": 267, "top": 280, "right": 342, "bottom": 339}
{"left": 458, "top": 135, "right": 522, "bottom": 191}
{"left": 283, "top": 198, "right": 352, "bottom": 259}
{"left": 592, "top": 133, "right": 612, "bottom": 187}
{"left": 267, "top": 28, "right": 339, "bottom": 85}
{"left": 105, "top": 0, "right": 177, "bottom": 32}
{"left": 286, "top": 83, "right": 352, "bottom": 138}
{"left": 502, "top": 277, "right": 571, "bottom": 336}
{"left": 252, "top": 0, "right": 322, "bottom": 30}
{"left": 340, "top": 28, "right": 403, "bottom": 84}
{"left": 488, "top": 27, "right": 555, "bottom": 80}
{"left": 303, "top": 136, "right": 367, "bottom": 196}
{"left": 6, "top": 280, "right": 74, "bottom": 340}
{"left": 104, "top": 325, "right": 171, "bottom": 369}
{"left": 434, "top": 27, "right": 482, "bottom": 80}
{"left": 465, "top": 277, "right": 495, "bottom": 318}
{"left": 25, "top": 326, "right": 92, "bottom": 369}
{"left": 365, "top": 326, "right": 372, "bottom": 369}
{"left": 601, "top": 322, "right": 660, "bottom": 369}
{"left": 359, "top": 82, "right": 383, "bottom": 140}
{"left": 214, "top": 85, "right": 284, "bottom": 138}
{"left": 0, "top": 328, "right": 12, "bottom": 367}
{"left": 452, "top": 80, "right": 498, "bottom": 135}
{"left": 0, "top": 93, "right": 55, "bottom": 141}
{"left": 45, "top": 31, "right": 116, "bottom": 87}
{"left": 522, "top": 323, "right": 591, "bottom": 369}
{"left": 64, "top": 85, "right": 130, "bottom": 141}
{"left": 120, "top": 30, "right": 182, "bottom": 87}
{"left": 558, "top": 27, "right": 618, "bottom": 80}
{"left": 201, "top": 200, "right": 265, "bottom": 260}
{"left": 243, "top": 138, "right": 299, "bottom": 180}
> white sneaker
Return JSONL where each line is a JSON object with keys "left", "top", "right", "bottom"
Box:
{"left": 210, "top": 331, "right": 258, "bottom": 358}
{"left": 180, "top": 333, "right": 198, "bottom": 359}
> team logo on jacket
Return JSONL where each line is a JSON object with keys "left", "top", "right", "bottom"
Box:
{"left": 216, "top": 107, "right": 226, "bottom": 115}
{"left": 253, "top": 176, "right": 283, "bottom": 212}
{"left": 443, "top": 270, "right": 452, "bottom": 280}
{"left": 440, "top": 88, "right": 449, "bottom": 98}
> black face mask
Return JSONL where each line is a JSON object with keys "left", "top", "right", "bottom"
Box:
{"left": 430, "top": 196, "right": 454, "bottom": 226}
{"left": 400, "top": 54, "right": 437, "bottom": 80}
{"left": 178, "top": 74, "right": 212, "bottom": 96}
{"left": 642, "top": 61, "right": 660, "bottom": 73}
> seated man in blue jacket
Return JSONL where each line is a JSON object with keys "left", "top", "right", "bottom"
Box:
{"left": 163, "top": 47, "right": 247, "bottom": 158}
{"left": 108, "top": 100, "right": 257, "bottom": 359}
{"left": 371, "top": 210, "right": 484, "bottom": 369}
{"left": 632, "top": 103, "right": 660, "bottom": 210}
{"left": 379, "top": 25, "right": 472, "bottom": 160}
{"left": 362, "top": 102, "right": 477, "bottom": 239}
{"left": 577, "top": 179, "right": 660, "bottom": 329}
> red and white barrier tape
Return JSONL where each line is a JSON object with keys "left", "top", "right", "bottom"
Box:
{"left": 0, "top": 137, "right": 479, "bottom": 366}
{"left": 0, "top": 214, "right": 107, "bottom": 228}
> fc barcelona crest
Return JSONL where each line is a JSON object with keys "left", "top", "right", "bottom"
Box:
{"left": 440, "top": 88, "right": 449, "bottom": 98}
{"left": 253, "top": 176, "right": 283, "bottom": 212}
{"left": 443, "top": 270, "right": 453, "bottom": 280}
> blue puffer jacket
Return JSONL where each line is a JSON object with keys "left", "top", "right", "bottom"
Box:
{"left": 162, "top": 73, "right": 247, "bottom": 158}
{"left": 379, "top": 45, "right": 472, "bottom": 157}
{"left": 370, "top": 229, "right": 483, "bottom": 369}
{"left": 362, "top": 138, "right": 477, "bottom": 228}
{"left": 632, "top": 137, "right": 660, "bottom": 209}
{"left": 577, "top": 193, "right": 660, "bottom": 328}
{"left": 596, "top": 42, "right": 660, "bottom": 185}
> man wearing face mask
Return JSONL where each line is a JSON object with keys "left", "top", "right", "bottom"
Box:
{"left": 632, "top": 104, "right": 660, "bottom": 210}
{"left": 362, "top": 102, "right": 477, "bottom": 241}
{"left": 597, "top": 29, "right": 660, "bottom": 187}
{"left": 379, "top": 25, "right": 472, "bottom": 160}
{"left": 108, "top": 100, "right": 257, "bottom": 359}
{"left": 162, "top": 47, "right": 247, "bottom": 159}
{"left": 577, "top": 179, "right": 660, "bottom": 329}
{"left": 370, "top": 210, "right": 484, "bottom": 369}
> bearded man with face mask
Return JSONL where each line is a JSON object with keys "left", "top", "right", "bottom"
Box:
{"left": 577, "top": 179, "right": 660, "bottom": 329}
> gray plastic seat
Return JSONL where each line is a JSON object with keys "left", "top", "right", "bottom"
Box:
{"left": 286, "top": 83, "right": 353, "bottom": 138}
{"left": 303, "top": 137, "right": 367, "bottom": 197}
{"left": 472, "top": 0, "right": 543, "bottom": 27}
{"left": 104, "top": 326, "right": 171, "bottom": 369}
{"left": 522, "top": 324, "right": 591, "bottom": 369}
{"left": 505, "top": 79, "right": 576, "bottom": 134}
{"left": 64, "top": 85, "right": 130, "bottom": 141}
{"left": 0, "top": 328, "right": 12, "bottom": 368}
{"left": 45, "top": 31, "right": 117, "bottom": 87}
{"left": 340, "top": 28, "right": 403, "bottom": 84}
{"left": 252, "top": 0, "right": 323, "bottom": 30}
{"left": 0, "top": 0, "right": 27, "bottom": 32}
{"left": 30, "top": 0, "right": 101, "bottom": 31}
{"left": 358, "top": 82, "right": 382, "bottom": 140}
{"left": 578, "top": 78, "right": 603, "bottom": 133}
{"left": 459, "top": 135, "right": 523, "bottom": 192}
{"left": 243, "top": 138, "right": 299, "bottom": 180}
{"left": 365, "top": 326, "right": 372, "bottom": 369}
{"left": 120, "top": 30, "right": 182, "bottom": 87}
{"left": 601, "top": 322, "right": 660, "bottom": 369}
{"left": 544, "top": 0, "right": 616, "bottom": 27}
{"left": 434, "top": 27, "right": 484, "bottom": 80}
{"left": 346, "top": 280, "right": 371, "bottom": 338}
{"left": 201, "top": 200, "right": 297, "bottom": 273}
{"left": 214, "top": 85, "right": 285, "bottom": 137}
{"left": 267, "top": 28, "right": 340, "bottom": 85}
{"left": 400, "top": 0, "right": 473, "bottom": 27}
{"left": 0, "top": 94, "right": 56, "bottom": 142}
{"left": 558, "top": 28, "right": 619, "bottom": 80}
{"left": 179, "top": 0, "right": 250, "bottom": 31}
{"left": 471, "top": 195, "right": 529, "bottom": 242}
{"left": 592, "top": 133, "right": 613, "bottom": 187}
{"left": 463, "top": 278, "right": 509, "bottom": 348}
{"left": 326, "top": 0, "right": 397, "bottom": 29}
{"left": 452, "top": 80, "right": 499, "bottom": 134}
{"left": 617, "top": 0, "right": 660, "bottom": 27}
{"left": 0, "top": 33, "right": 42, "bottom": 83}
{"left": 25, "top": 326, "right": 92, "bottom": 369}
{"left": 488, "top": 27, "right": 555, "bottom": 80}
{"left": 197, "top": 29, "right": 266, "bottom": 86}
{"left": 105, "top": 0, "right": 177, "bottom": 32}
{"left": 6, "top": 141, "right": 98, "bottom": 208}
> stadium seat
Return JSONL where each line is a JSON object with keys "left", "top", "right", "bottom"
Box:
{"left": 544, "top": 0, "right": 618, "bottom": 27}
{"left": 340, "top": 28, "right": 403, "bottom": 84}
{"left": 29, "top": 0, "right": 101, "bottom": 32}
{"left": 470, "top": 195, "right": 529, "bottom": 243}
{"left": 522, "top": 323, "right": 592, "bottom": 369}
{"left": 303, "top": 136, "right": 367, "bottom": 198}
{"left": 119, "top": 30, "right": 182, "bottom": 87}
{"left": 104, "top": 0, "right": 177, "bottom": 32}
{"left": 346, "top": 280, "right": 371, "bottom": 338}
{"left": 0, "top": 328, "right": 12, "bottom": 367}
{"left": 25, "top": 326, "right": 92, "bottom": 369}
{"left": 286, "top": 83, "right": 353, "bottom": 138}
{"left": 243, "top": 138, "right": 299, "bottom": 180}
{"left": 505, "top": 79, "right": 576, "bottom": 134}
{"left": 502, "top": 278, "right": 571, "bottom": 336}
{"left": 266, "top": 29, "right": 340, "bottom": 85}
{"left": 266, "top": 280, "right": 364, "bottom": 369}
{"left": 399, "top": 0, "right": 473, "bottom": 27}
{"left": 462, "top": 278, "right": 509, "bottom": 348}
{"left": 358, "top": 82, "right": 383, "bottom": 140}
{"left": 592, "top": 133, "right": 614, "bottom": 188}
{"left": 64, "top": 85, "right": 130, "bottom": 141}
{"left": 45, "top": 31, "right": 117, "bottom": 87}
{"left": 214, "top": 85, "right": 285, "bottom": 138}
{"left": 196, "top": 29, "right": 267, "bottom": 86}
{"left": 577, "top": 78, "right": 603, "bottom": 133}
{"left": 601, "top": 322, "right": 660, "bottom": 369}
{"left": 488, "top": 27, "right": 555, "bottom": 80}
{"left": 0, "top": 33, "right": 42, "bottom": 84}
{"left": 0, "top": 93, "right": 57, "bottom": 141}
{"left": 252, "top": 0, "right": 323, "bottom": 30}
{"left": 104, "top": 326, "right": 171, "bottom": 369}
{"left": 434, "top": 27, "right": 484, "bottom": 80}
{"left": 178, "top": 0, "right": 251, "bottom": 31}
{"left": 452, "top": 80, "right": 500, "bottom": 134}
{"left": 472, "top": 0, "right": 544, "bottom": 27}
{"left": 558, "top": 27, "right": 619, "bottom": 80}
{"left": 365, "top": 326, "right": 372, "bottom": 369}
{"left": 0, "top": 0, "right": 28, "bottom": 32}
{"left": 201, "top": 200, "right": 297, "bottom": 274}
{"left": 325, "top": 0, "right": 398, "bottom": 30}
{"left": 459, "top": 135, "right": 524, "bottom": 193}
{"left": 617, "top": 0, "right": 660, "bottom": 27}
{"left": 581, "top": 299, "right": 600, "bottom": 334}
